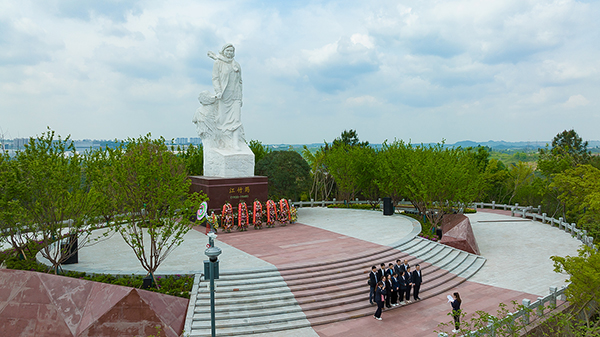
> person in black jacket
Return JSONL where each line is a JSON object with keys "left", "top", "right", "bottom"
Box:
{"left": 412, "top": 264, "right": 423, "bottom": 301}
{"left": 394, "top": 259, "right": 403, "bottom": 276}
{"left": 374, "top": 281, "right": 385, "bottom": 320}
{"left": 403, "top": 266, "right": 413, "bottom": 303}
{"left": 451, "top": 292, "right": 462, "bottom": 332}
{"left": 369, "top": 265, "right": 378, "bottom": 305}
{"left": 384, "top": 275, "right": 393, "bottom": 308}
{"left": 391, "top": 273, "right": 400, "bottom": 306}
{"left": 398, "top": 270, "right": 407, "bottom": 305}
{"left": 377, "top": 263, "right": 386, "bottom": 280}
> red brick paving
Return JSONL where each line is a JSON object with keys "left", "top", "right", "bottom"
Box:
{"left": 193, "top": 222, "right": 539, "bottom": 336}
{"left": 203, "top": 222, "right": 389, "bottom": 267}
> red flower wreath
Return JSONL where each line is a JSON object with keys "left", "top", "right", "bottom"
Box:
{"left": 222, "top": 202, "right": 234, "bottom": 233}
{"left": 238, "top": 201, "right": 249, "bottom": 231}
{"left": 266, "top": 199, "right": 277, "bottom": 228}
{"left": 278, "top": 198, "right": 290, "bottom": 226}
{"left": 253, "top": 200, "right": 263, "bottom": 230}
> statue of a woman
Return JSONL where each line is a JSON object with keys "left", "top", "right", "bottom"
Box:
{"left": 193, "top": 44, "right": 254, "bottom": 177}
{"left": 210, "top": 44, "right": 244, "bottom": 150}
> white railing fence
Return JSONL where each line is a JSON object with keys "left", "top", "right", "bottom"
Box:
{"left": 473, "top": 202, "right": 594, "bottom": 248}
{"left": 437, "top": 286, "right": 567, "bottom": 337}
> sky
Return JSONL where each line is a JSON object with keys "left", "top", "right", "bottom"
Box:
{"left": 1, "top": 0, "right": 599, "bottom": 145}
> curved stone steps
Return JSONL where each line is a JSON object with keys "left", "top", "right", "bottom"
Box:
{"left": 187, "top": 237, "right": 486, "bottom": 336}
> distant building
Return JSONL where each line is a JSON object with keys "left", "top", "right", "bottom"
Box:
{"left": 175, "top": 137, "right": 188, "bottom": 145}
{"left": 190, "top": 137, "right": 202, "bottom": 145}
{"left": 13, "top": 138, "right": 29, "bottom": 150}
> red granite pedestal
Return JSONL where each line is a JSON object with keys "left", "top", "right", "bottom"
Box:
{"left": 189, "top": 176, "right": 268, "bottom": 212}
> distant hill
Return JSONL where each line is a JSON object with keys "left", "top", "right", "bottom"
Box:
{"left": 286, "top": 140, "right": 600, "bottom": 153}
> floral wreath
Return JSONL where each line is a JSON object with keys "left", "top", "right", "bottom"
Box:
{"left": 278, "top": 198, "right": 290, "bottom": 226}
{"left": 266, "top": 199, "right": 277, "bottom": 228}
{"left": 222, "top": 202, "right": 234, "bottom": 233}
{"left": 253, "top": 200, "right": 263, "bottom": 230}
{"left": 238, "top": 201, "right": 249, "bottom": 231}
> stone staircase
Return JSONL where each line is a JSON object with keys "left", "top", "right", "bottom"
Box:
{"left": 184, "top": 237, "right": 486, "bottom": 336}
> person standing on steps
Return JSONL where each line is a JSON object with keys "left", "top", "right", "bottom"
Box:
{"left": 378, "top": 263, "right": 386, "bottom": 281}
{"left": 450, "top": 292, "right": 462, "bottom": 332}
{"left": 398, "top": 270, "right": 407, "bottom": 305}
{"left": 391, "top": 273, "right": 400, "bottom": 306}
{"left": 403, "top": 266, "right": 413, "bottom": 303}
{"left": 384, "top": 275, "right": 393, "bottom": 308}
{"left": 369, "top": 265, "right": 378, "bottom": 305}
{"left": 412, "top": 264, "right": 423, "bottom": 301}
{"left": 394, "top": 259, "right": 403, "bottom": 276}
{"left": 374, "top": 281, "right": 385, "bottom": 320}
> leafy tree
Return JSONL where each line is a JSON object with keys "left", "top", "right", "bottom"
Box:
{"left": 302, "top": 146, "right": 335, "bottom": 201}
{"left": 13, "top": 130, "right": 104, "bottom": 273}
{"left": 550, "top": 246, "right": 600, "bottom": 335}
{"left": 331, "top": 129, "right": 369, "bottom": 148}
{"left": 377, "top": 140, "right": 412, "bottom": 206}
{"left": 0, "top": 151, "right": 36, "bottom": 259}
{"left": 103, "top": 135, "right": 207, "bottom": 284}
{"left": 552, "top": 164, "right": 600, "bottom": 238}
{"left": 178, "top": 144, "right": 203, "bottom": 176}
{"left": 403, "top": 144, "right": 481, "bottom": 228}
{"left": 538, "top": 129, "right": 592, "bottom": 221}
{"left": 256, "top": 150, "right": 310, "bottom": 201}
{"left": 505, "top": 162, "right": 536, "bottom": 205}
{"left": 479, "top": 158, "right": 510, "bottom": 203}
{"left": 248, "top": 140, "right": 271, "bottom": 168}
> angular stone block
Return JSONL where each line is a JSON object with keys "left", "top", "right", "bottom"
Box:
{"left": 203, "top": 145, "right": 254, "bottom": 178}
{"left": 440, "top": 214, "right": 481, "bottom": 255}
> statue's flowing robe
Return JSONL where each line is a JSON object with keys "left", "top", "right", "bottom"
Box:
{"left": 212, "top": 58, "right": 243, "bottom": 134}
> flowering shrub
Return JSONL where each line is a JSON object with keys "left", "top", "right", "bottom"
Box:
{"left": 290, "top": 205, "right": 297, "bottom": 224}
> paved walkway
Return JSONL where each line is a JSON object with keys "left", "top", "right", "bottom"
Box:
{"left": 31, "top": 207, "right": 583, "bottom": 336}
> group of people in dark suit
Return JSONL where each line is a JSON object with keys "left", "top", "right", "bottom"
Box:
{"left": 368, "top": 259, "right": 423, "bottom": 320}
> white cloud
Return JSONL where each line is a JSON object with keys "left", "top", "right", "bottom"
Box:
{"left": 1, "top": 0, "right": 600, "bottom": 144}
{"left": 346, "top": 95, "right": 378, "bottom": 105}
{"left": 563, "top": 94, "right": 590, "bottom": 108}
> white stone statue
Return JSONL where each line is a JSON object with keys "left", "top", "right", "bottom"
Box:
{"left": 193, "top": 44, "right": 254, "bottom": 178}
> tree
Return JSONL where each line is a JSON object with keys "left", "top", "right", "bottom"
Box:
{"left": 103, "top": 135, "right": 207, "bottom": 284}
{"left": 248, "top": 140, "right": 271, "bottom": 168}
{"left": 403, "top": 144, "right": 481, "bottom": 228}
{"left": 538, "top": 129, "right": 592, "bottom": 221}
{"left": 0, "top": 150, "right": 36, "bottom": 259}
{"left": 331, "top": 129, "right": 369, "bottom": 148}
{"left": 551, "top": 164, "right": 600, "bottom": 238}
{"left": 377, "top": 140, "right": 412, "bottom": 206}
{"left": 302, "top": 146, "right": 335, "bottom": 201}
{"left": 13, "top": 130, "right": 105, "bottom": 273}
{"left": 479, "top": 158, "right": 510, "bottom": 203}
{"left": 178, "top": 144, "right": 203, "bottom": 176}
{"left": 550, "top": 246, "right": 600, "bottom": 335}
{"left": 256, "top": 150, "right": 310, "bottom": 201}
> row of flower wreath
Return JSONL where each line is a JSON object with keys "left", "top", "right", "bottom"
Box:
{"left": 206, "top": 199, "right": 298, "bottom": 233}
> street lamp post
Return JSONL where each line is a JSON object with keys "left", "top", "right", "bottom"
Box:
{"left": 204, "top": 232, "right": 222, "bottom": 337}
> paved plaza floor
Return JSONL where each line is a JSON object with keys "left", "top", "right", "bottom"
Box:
{"left": 31, "top": 207, "right": 582, "bottom": 336}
